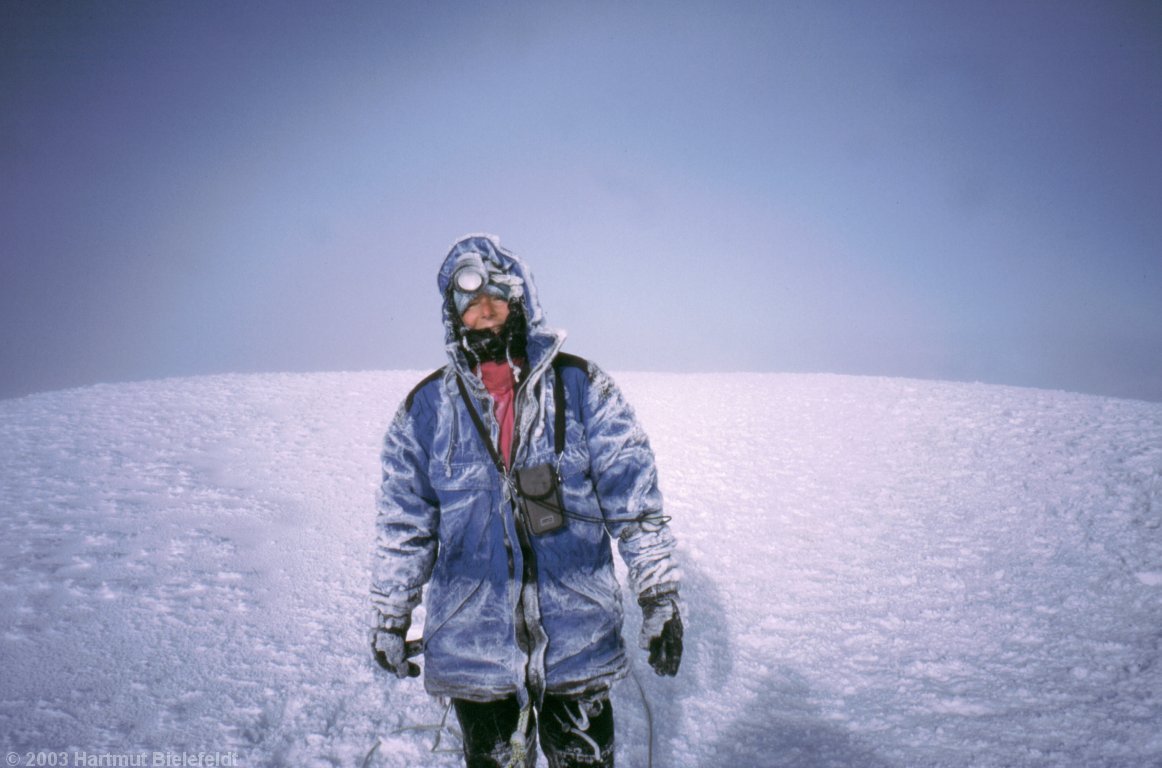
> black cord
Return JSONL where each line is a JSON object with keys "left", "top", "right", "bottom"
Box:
{"left": 561, "top": 509, "right": 673, "bottom": 526}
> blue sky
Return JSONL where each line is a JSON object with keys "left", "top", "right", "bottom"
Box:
{"left": 2, "top": 0, "right": 1160, "bottom": 401}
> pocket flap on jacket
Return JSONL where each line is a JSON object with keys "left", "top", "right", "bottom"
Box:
{"left": 430, "top": 461, "right": 493, "bottom": 491}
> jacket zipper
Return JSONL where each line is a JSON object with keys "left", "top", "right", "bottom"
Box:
{"left": 510, "top": 376, "right": 547, "bottom": 699}
{"left": 456, "top": 355, "right": 556, "bottom": 699}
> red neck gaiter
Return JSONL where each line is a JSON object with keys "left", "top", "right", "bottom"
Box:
{"left": 476, "top": 360, "right": 524, "bottom": 468}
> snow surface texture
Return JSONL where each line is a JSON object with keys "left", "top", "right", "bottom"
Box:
{"left": 2, "top": 372, "right": 1160, "bottom": 767}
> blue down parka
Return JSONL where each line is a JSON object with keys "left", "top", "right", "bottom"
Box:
{"left": 371, "top": 234, "right": 680, "bottom": 705}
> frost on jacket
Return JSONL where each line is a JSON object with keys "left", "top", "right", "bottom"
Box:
{"left": 370, "top": 234, "right": 680, "bottom": 703}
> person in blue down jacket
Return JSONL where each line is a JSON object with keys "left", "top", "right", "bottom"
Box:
{"left": 370, "top": 234, "right": 683, "bottom": 768}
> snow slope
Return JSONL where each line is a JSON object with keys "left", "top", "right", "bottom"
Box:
{"left": 1, "top": 372, "right": 1160, "bottom": 767}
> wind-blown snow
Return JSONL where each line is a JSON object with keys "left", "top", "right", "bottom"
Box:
{"left": 1, "top": 372, "right": 1160, "bottom": 767}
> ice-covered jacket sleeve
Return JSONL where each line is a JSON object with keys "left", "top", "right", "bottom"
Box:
{"left": 370, "top": 395, "right": 440, "bottom": 631}
{"left": 581, "top": 363, "right": 680, "bottom": 601}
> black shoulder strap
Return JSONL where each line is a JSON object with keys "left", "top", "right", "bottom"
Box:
{"left": 552, "top": 361, "right": 565, "bottom": 456}
{"left": 551, "top": 353, "right": 588, "bottom": 456}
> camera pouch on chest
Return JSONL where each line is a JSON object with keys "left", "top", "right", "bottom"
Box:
{"left": 515, "top": 463, "right": 566, "bottom": 535}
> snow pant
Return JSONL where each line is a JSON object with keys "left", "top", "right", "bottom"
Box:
{"left": 452, "top": 692, "right": 615, "bottom": 767}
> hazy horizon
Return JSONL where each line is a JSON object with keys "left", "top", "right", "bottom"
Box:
{"left": 3, "top": 1, "right": 1159, "bottom": 402}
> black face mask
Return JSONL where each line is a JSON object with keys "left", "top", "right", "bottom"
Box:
{"left": 457, "top": 303, "right": 528, "bottom": 366}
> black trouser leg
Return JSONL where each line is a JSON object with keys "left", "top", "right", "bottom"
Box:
{"left": 452, "top": 697, "right": 536, "bottom": 768}
{"left": 539, "top": 694, "right": 615, "bottom": 768}
{"left": 453, "top": 693, "right": 614, "bottom": 768}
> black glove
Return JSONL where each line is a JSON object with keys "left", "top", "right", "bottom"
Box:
{"left": 639, "top": 594, "right": 683, "bottom": 676}
{"left": 371, "top": 628, "right": 421, "bottom": 678}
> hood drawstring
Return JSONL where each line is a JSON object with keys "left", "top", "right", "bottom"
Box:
{"left": 460, "top": 335, "right": 480, "bottom": 369}
{"left": 505, "top": 335, "right": 523, "bottom": 383}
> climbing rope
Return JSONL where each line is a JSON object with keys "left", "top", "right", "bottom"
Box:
{"left": 363, "top": 699, "right": 462, "bottom": 767}
{"left": 505, "top": 704, "right": 532, "bottom": 768}
{"left": 630, "top": 666, "right": 656, "bottom": 768}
